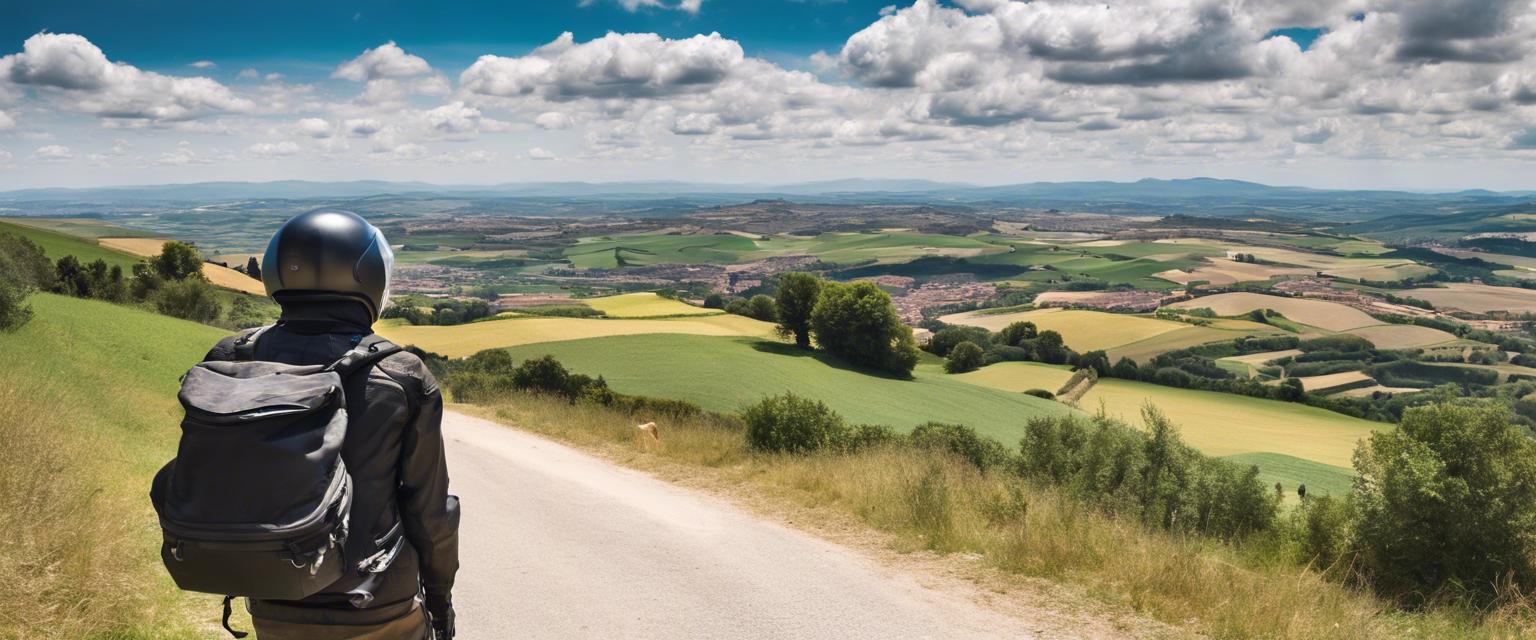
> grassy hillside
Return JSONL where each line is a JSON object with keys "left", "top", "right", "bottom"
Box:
{"left": 494, "top": 334, "right": 1075, "bottom": 441}
{"left": 0, "top": 219, "right": 144, "bottom": 270}
{"left": 0, "top": 294, "right": 229, "bottom": 638}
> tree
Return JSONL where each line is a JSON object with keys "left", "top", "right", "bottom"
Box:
{"left": 997, "top": 320, "right": 1037, "bottom": 347}
{"left": 1034, "top": 330, "right": 1070, "bottom": 364}
{"left": 809, "top": 280, "right": 920, "bottom": 376}
{"left": 944, "top": 341, "right": 985, "bottom": 374}
{"left": 1076, "top": 350, "right": 1110, "bottom": 376}
{"left": 703, "top": 293, "right": 725, "bottom": 309}
{"left": 1353, "top": 403, "right": 1536, "bottom": 606}
{"left": 0, "top": 233, "right": 53, "bottom": 332}
{"left": 150, "top": 240, "right": 205, "bottom": 282}
{"left": 775, "top": 272, "right": 821, "bottom": 349}
{"left": 245, "top": 256, "right": 262, "bottom": 281}
{"left": 927, "top": 325, "right": 991, "bottom": 357}
{"left": 153, "top": 278, "right": 222, "bottom": 323}
{"left": 747, "top": 294, "right": 778, "bottom": 322}
{"left": 1110, "top": 357, "right": 1139, "bottom": 379}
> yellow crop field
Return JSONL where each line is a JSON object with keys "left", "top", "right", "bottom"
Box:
{"left": 100, "top": 236, "right": 267, "bottom": 295}
{"left": 1348, "top": 323, "right": 1457, "bottom": 349}
{"left": 1289, "top": 371, "right": 1373, "bottom": 392}
{"left": 1223, "top": 349, "right": 1303, "bottom": 365}
{"left": 1154, "top": 257, "right": 1311, "bottom": 286}
{"left": 582, "top": 292, "right": 719, "bottom": 317}
{"left": 952, "top": 361, "right": 1076, "bottom": 394}
{"left": 939, "top": 308, "right": 1187, "bottom": 352}
{"left": 375, "top": 314, "right": 776, "bottom": 357}
{"left": 98, "top": 237, "right": 168, "bottom": 256}
{"left": 1407, "top": 283, "right": 1536, "bottom": 314}
{"left": 1170, "top": 292, "right": 1377, "bottom": 331}
{"left": 1077, "top": 379, "right": 1382, "bottom": 468}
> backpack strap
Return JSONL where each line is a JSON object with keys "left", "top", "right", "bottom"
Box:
{"left": 220, "top": 595, "right": 248, "bottom": 638}
{"left": 232, "top": 325, "right": 274, "bottom": 362}
{"left": 323, "top": 335, "right": 403, "bottom": 376}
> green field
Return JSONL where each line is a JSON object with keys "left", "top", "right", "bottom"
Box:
{"left": 496, "top": 334, "right": 1075, "bottom": 442}
{"left": 0, "top": 294, "right": 231, "bottom": 637}
{"left": 1223, "top": 452, "right": 1355, "bottom": 500}
{"left": 561, "top": 230, "right": 1007, "bottom": 269}
{"left": 0, "top": 219, "right": 145, "bottom": 269}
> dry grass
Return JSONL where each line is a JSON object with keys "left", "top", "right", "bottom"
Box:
{"left": 939, "top": 308, "right": 1188, "bottom": 352}
{"left": 468, "top": 393, "right": 1535, "bottom": 640}
{"left": 0, "top": 373, "right": 201, "bottom": 639}
{"left": 1170, "top": 293, "right": 1380, "bottom": 331}
{"left": 1408, "top": 283, "right": 1536, "bottom": 314}
{"left": 582, "top": 292, "right": 720, "bottom": 317}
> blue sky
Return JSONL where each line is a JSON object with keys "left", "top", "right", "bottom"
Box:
{"left": 0, "top": 0, "right": 1534, "bottom": 190}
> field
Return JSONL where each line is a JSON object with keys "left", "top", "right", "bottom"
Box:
{"left": 1155, "top": 257, "right": 1312, "bottom": 285}
{"left": 580, "top": 292, "right": 719, "bottom": 317}
{"left": 1347, "top": 323, "right": 1458, "bottom": 349}
{"left": 939, "top": 308, "right": 1187, "bottom": 350}
{"left": 562, "top": 231, "right": 1007, "bottom": 269}
{"left": 1408, "top": 283, "right": 1536, "bottom": 313}
{"left": 0, "top": 294, "right": 230, "bottom": 637}
{"left": 1170, "top": 292, "right": 1377, "bottom": 331}
{"left": 1, "top": 216, "right": 159, "bottom": 239}
{"left": 96, "top": 234, "right": 268, "bottom": 295}
{"left": 1222, "top": 453, "right": 1354, "bottom": 499}
{"left": 495, "top": 334, "right": 1075, "bottom": 443}
{"left": 1290, "top": 371, "right": 1373, "bottom": 392}
{"left": 951, "top": 361, "right": 1077, "bottom": 393}
{"left": 0, "top": 219, "right": 144, "bottom": 270}
{"left": 1076, "top": 379, "right": 1379, "bottom": 469}
{"left": 377, "top": 313, "right": 776, "bottom": 357}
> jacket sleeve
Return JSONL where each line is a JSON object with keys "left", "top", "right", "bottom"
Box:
{"left": 395, "top": 363, "right": 460, "bottom": 614}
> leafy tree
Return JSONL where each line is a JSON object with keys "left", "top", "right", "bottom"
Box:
{"left": 927, "top": 325, "right": 991, "bottom": 357}
{"left": 747, "top": 294, "right": 778, "bottom": 322}
{"left": 1033, "top": 330, "right": 1070, "bottom": 364}
{"left": 0, "top": 233, "right": 55, "bottom": 290}
{"left": 742, "top": 392, "right": 848, "bottom": 454}
{"left": 774, "top": 272, "right": 822, "bottom": 349}
{"left": 1276, "top": 377, "right": 1305, "bottom": 401}
{"left": 153, "top": 277, "right": 222, "bottom": 323}
{"left": 944, "top": 341, "right": 985, "bottom": 374}
{"left": 54, "top": 255, "right": 90, "bottom": 297}
{"left": 810, "top": 280, "right": 920, "bottom": 376}
{"left": 245, "top": 256, "right": 262, "bottom": 281}
{"left": 1110, "top": 357, "right": 1139, "bottom": 379}
{"left": 1353, "top": 403, "right": 1536, "bottom": 605}
{"left": 703, "top": 293, "right": 725, "bottom": 309}
{"left": 0, "top": 279, "right": 30, "bottom": 332}
{"left": 150, "top": 240, "right": 205, "bottom": 282}
{"left": 724, "top": 298, "right": 750, "bottom": 316}
{"left": 1076, "top": 350, "right": 1110, "bottom": 376}
{"left": 996, "top": 320, "right": 1037, "bottom": 347}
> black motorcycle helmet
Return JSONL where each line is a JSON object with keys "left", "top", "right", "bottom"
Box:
{"left": 261, "top": 210, "right": 394, "bottom": 321}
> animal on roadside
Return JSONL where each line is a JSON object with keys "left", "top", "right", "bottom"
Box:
{"left": 637, "top": 421, "right": 660, "bottom": 441}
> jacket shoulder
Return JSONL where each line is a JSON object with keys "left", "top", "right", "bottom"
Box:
{"left": 376, "top": 349, "right": 439, "bottom": 398}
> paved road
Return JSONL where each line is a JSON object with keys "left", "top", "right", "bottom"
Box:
{"left": 443, "top": 410, "right": 1038, "bottom": 640}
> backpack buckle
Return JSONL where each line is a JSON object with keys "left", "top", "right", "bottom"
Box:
{"left": 169, "top": 541, "right": 184, "bottom": 561}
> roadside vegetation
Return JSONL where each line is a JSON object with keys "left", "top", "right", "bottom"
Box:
{"left": 454, "top": 362, "right": 1536, "bottom": 639}
{"left": 0, "top": 294, "right": 230, "bottom": 639}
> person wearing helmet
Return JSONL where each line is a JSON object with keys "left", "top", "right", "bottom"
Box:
{"left": 201, "top": 210, "right": 459, "bottom": 639}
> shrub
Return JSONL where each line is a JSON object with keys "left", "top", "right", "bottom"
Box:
{"left": 152, "top": 277, "right": 222, "bottom": 323}
{"left": 742, "top": 392, "right": 848, "bottom": 454}
{"left": 149, "top": 240, "right": 205, "bottom": 282}
{"left": 996, "top": 320, "right": 1038, "bottom": 347}
{"left": 844, "top": 423, "right": 898, "bottom": 452}
{"left": 909, "top": 422, "right": 1012, "bottom": 471}
{"left": 927, "top": 325, "right": 991, "bottom": 357}
{"left": 1299, "top": 334, "right": 1374, "bottom": 353}
{"left": 1023, "top": 388, "right": 1055, "bottom": 400}
{"left": 1353, "top": 402, "right": 1536, "bottom": 606}
{"left": 1295, "top": 495, "right": 1355, "bottom": 572}
{"left": 746, "top": 294, "right": 778, "bottom": 322}
{"left": 944, "top": 341, "right": 985, "bottom": 373}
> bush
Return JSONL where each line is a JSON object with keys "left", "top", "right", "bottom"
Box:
{"left": 944, "top": 341, "right": 985, "bottom": 373}
{"left": 1023, "top": 388, "right": 1055, "bottom": 400}
{"left": 909, "top": 421, "right": 1012, "bottom": 471}
{"left": 1295, "top": 495, "right": 1354, "bottom": 572}
{"left": 927, "top": 325, "right": 991, "bottom": 357}
{"left": 742, "top": 392, "right": 848, "bottom": 454}
{"left": 1352, "top": 402, "right": 1536, "bottom": 606}
{"left": 996, "top": 320, "right": 1037, "bottom": 347}
{"left": 152, "top": 278, "right": 222, "bottom": 323}
{"left": 1299, "top": 334, "right": 1374, "bottom": 353}
{"left": 0, "top": 280, "right": 31, "bottom": 332}
{"left": 746, "top": 294, "right": 778, "bottom": 322}
{"left": 844, "top": 423, "right": 899, "bottom": 452}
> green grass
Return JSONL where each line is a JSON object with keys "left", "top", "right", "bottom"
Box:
{"left": 497, "top": 334, "right": 1075, "bottom": 441}
{"left": 0, "top": 219, "right": 144, "bottom": 269}
{"left": 1223, "top": 452, "right": 1354, "bottom": 500}
{"left": 581, "top": 292, "right": 720, "bottom": 317}
{"left": 0, "top": 294, "right": 231, "bottom": 638}
{"left": 562, "top": 231, "right": 1008, "bottom": 269}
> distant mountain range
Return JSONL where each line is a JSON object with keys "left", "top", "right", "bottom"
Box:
{"left": 2, "top": 177, "right": 1532, "bottom": 222}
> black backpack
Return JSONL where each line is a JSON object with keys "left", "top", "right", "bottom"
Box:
{"left": 150, "top": 327, "right": 400, "bottom": 636}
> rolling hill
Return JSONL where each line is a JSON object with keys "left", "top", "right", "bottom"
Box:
{"left": 492, "top": 334, "right": 1075, "bottom": 443}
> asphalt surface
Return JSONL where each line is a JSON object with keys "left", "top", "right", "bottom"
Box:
{"left": 443, "top": 410, "right": 1037, "bottom": 640}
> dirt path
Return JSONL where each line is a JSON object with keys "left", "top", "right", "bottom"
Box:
{"left": 443, "top": 409, "right": 1051, "bottom": 639}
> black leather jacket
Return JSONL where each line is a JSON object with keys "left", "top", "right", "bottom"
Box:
{"left": 203, "top": 301, "right": 459, "bottom": 625}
